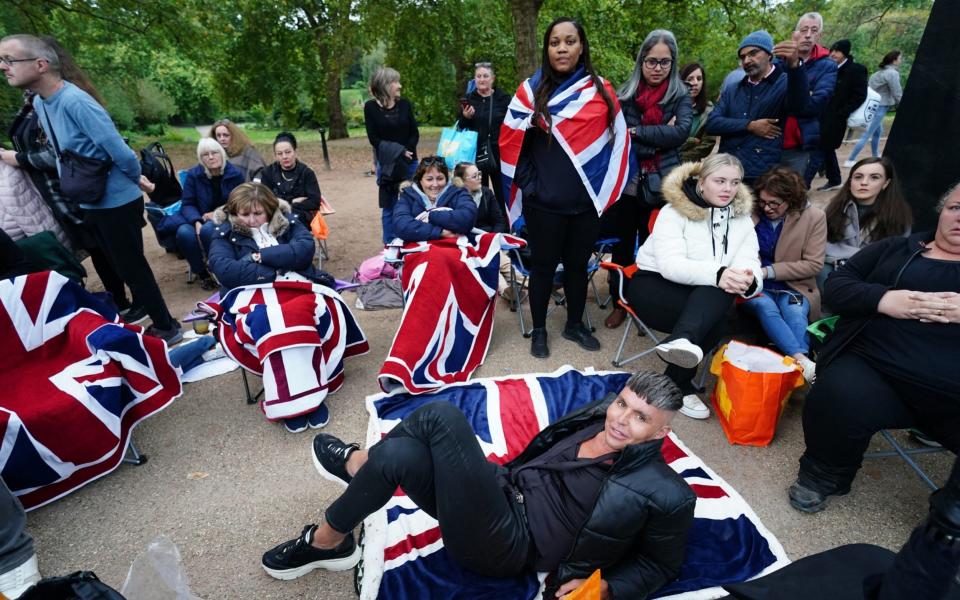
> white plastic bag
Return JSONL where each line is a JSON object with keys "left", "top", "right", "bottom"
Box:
{"left": 847, "top": 87, "right": 882, "bottom": 129}
{"left": 120, "top": 536, "right": 201, "bottom": 600}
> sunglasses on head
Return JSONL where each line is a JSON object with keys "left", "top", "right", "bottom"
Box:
{"left": 421, "top": 156, "right": 446, "bottom": 167}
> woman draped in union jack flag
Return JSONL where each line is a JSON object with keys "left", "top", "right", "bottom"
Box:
{"left": 500, "top": 17, "right": 633, "bottom": 360}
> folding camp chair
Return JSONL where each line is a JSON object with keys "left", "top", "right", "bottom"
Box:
{"left": 589, "top": 237, "right": 619, "bottom": 308}
{"left": 122, "top": 438, "right": 147, "bottom": 466}
{"left": 507, "top": 244, "right": 596, "bottom": 338}
{"left": 601, "top": 261, "right": 714, "bottom": 390}
{"left": 864, "top": 430, "right": 949, "bottom": 491}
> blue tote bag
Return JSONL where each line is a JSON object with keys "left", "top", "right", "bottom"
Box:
{"left": 436, "top": 122, "right": 478, "bottom": 170}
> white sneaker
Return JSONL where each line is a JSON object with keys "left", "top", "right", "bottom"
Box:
{"left": 796, "top": 356, "right": 817, "bottom": 384}
{"left": 680, "top": 394, "right": 710, "bottom": 420}
{"left": 655, "top": 338, "right": 704, "bottom": 369}
{"left": 0, "top": 554, "right": 40, "bottom": 599}
{"left": 842, "top": 159, "right": 856, "bottom": 168}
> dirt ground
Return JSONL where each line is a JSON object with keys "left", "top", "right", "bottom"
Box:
{"left": 25, "top": 134, "right": 952, "bottom": 599}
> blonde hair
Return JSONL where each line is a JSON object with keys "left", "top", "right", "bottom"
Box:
{"left": 209, "top": 119, "right": 254, "bottom": 157}
{"left": 225, "top": 182, "right": 279, "bottom": 219}
{"left": 698, "top": 153, "right": 744, "bottom": 181}
{"left": 369, "top": 67, "right": 400, "bottom": 105}
{"left": 196, "top": 137, "right": 228, "bottom": 177}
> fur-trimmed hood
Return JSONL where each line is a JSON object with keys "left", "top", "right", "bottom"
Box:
{"left": 661, "top": 161, "right": 754, "bottom": 222}
{"left": 212, "top": 199, "right": 294, "bottom": 238}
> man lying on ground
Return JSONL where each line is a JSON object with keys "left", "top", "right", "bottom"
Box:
{"left": 261, "top": 371, "right": 696, "bottom": 599}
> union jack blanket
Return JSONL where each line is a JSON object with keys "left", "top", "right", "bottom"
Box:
{"left": 357, "top": 367, "right": 790, "bottom": 599}
{"left": 0, "top": 271, "right": 181, "bottom": 510}
{"left": 499, "top": 67, "right": 635, "bottom": 225}
{"left": 377, "top": 232, "right": 525, "bottom": 395}
{"left": 202, "top": 281, "right": 368, "bottom": 420}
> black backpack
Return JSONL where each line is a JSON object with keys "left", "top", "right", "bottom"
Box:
{"left": 139, "top": 141, "right": 182, "bottom": 207}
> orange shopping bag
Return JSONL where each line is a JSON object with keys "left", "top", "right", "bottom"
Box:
{"left": 310, "top": 211, "right": 329, "bottom": 240}
{"left": 564, "top": 569, "right": 602, "bottom": 600}
{"left": 709, "top": 340, "right": 804, "bottom": 446}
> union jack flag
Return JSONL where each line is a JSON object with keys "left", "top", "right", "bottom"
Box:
{"left": 357, "top": 367, "right": 790, "bottom": 599}
{"left": 0, "top": 271, "right": 181, "bottom": 510}
{"left": 377, "top": 232, "right": 525, "bottom": 395}
{"left": 202, "top": 280, "right": 368, "bottom": 421}
{"left": 499, "top": 68, "right": 635, "bottom": 225}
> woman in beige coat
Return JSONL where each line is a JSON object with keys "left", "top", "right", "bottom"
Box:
{"left": 743, "top": 166, "right": 826, "bottom": 382}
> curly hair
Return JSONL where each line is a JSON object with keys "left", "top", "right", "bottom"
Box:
{"left": 753, "top": 166, "right": 807, "bottom": 210}
{"left": 209, "top": 119, "right": 254, "bottom": 158}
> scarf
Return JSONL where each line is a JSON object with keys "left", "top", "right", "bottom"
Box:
{"left": 635, "top": 81, "right": 668, "bottom": 173}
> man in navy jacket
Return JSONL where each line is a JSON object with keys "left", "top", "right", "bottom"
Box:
{"left": 706, "top": 30, "right": 809, "bottom": 184}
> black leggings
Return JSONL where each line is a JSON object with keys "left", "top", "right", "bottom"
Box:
{"left": 522, "top": 205, "right": 600, "bottom": 328}
{"left": 86, "top": 244, "right": 129, "bottom": 309}
{"left": 799, "top": 352, "right": 960, "bottom": 494}
{"left": 325, "top": 402, "right": 531, "bottom": 577}
{"left": 84, "top": 199, "right": 175, "bottom": 328}
{"left": 627, "top": 270, "right": 734, "bottom": 393}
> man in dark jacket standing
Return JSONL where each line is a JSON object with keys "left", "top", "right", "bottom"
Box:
{"left": 707, "top": 30, "right": 809, "bottom": 185}
{"left": 262, "top": 371, "right": 696, "bottom": 600}
{"left": 816, "top": 40, "right": 868, "bottom": 191}
{"left": 779, "top": 12, "right": 838, "bottom": 186}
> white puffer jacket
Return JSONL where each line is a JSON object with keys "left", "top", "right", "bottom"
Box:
{"left": 0, "top": 162, "right": 70, "bottom": 248}
{"left": 635, "top": 160, "right": 761, "bottom": 297}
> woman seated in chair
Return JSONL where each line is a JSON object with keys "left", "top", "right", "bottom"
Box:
{"left": 258, "top": 132, "right": 321, "bottom": 229}
{"left": 393, "top": 156, "right": 477, "bottom": 242}
{"left": 790, "top": 183, "right": 960, "bottom": 514}
{"left": 452, "top": 162, "right": 507, "bottom": 234}
{"left": 208, "top": 183, "right": 350, "bottom": 434}
{"left": 208, "top": 183, "right": 333, "bottom": 294}
{"left": 743, "top": 166, "right": 826, "bottom": 382}
{"left": 210, "top": 119, "right": 266, "bottom": 182}
{"left": 178, "top": 138, "right": 245, "bottom": 290}
{"left": 629, "top": 153, "right": 761, "bottom": 420}
{"left": 820, "top": 157, "right": 912, "bottom": 290}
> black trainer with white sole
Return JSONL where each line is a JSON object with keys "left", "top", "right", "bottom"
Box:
{"left": 312, "top": 433, "right": 359, "bottom": 487}
{"left": 261, "top": 524, "right": 360, "bottom": 580}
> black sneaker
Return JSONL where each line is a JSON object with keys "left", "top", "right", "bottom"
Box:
{"left": 788, "top": 479, "right": 849, "bottom": 513}
{"left": 530, "top": 327, "right": 549, "bottom": 358}
{"left": 122, "top": 305, "right": 149, "bottom": 325}
{"left": 562, "top": 322, "right": 600, "bottom": 351}
{"left": 261, "top": 524, "right": 360, "bottom": 580}
{"left": 199, "top": 274, "right": 218, "bottom": 291}
{"left": 145, "top": 320, "right": 183, "bottom": 346}
{"left": 312, "top": 433, "right": 359, "bottom": 487}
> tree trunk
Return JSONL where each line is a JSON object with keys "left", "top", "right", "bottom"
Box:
{"left": 508, "top": 0, "right": 543, "bottom": 80}
{"left": 315, "top": 33, "right": 349, "bottom": 140}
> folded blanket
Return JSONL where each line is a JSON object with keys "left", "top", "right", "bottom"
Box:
{"left": 0, "top": 271, "right": 181, "bottom": 510}
{"left": 358, "top": 367, "right": 790, "bottom": 599}
{"left": 203, "top": 281, "right": 368, "bottom": 420}
{"left": 378, "top": 232, "right": 525, "bottom": 394}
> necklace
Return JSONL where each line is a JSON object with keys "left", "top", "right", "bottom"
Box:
{"left": 280, "top": 168, "right": 295, "bottom": 182}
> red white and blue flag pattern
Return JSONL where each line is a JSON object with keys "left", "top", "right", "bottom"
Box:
{"left": 499, "top": 68, "right": 635, "bottom": 225}
{"left": 0, "top": 271, "right": 181, "bottom": 510}
{"left": 358, "top": 367, "right": 790, "bottom": 599}
{"left": 377, "top": 232, "right": 525, "bottom": 395}
{"left": 202, "top": 280, "right": 369, "bottom": 421}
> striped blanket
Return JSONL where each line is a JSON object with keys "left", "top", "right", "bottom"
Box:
{"left": 499, "top": 66, "right": 634, "bottom": 225}
{"left": 357, "top": 367, "right": 790, "bottom": 599}
{"left": 377, "top": 232, "right": 525, "bottom": 395}
{"left": 202, "top": 280, "right": 368, "bottom": 420}
{"left": 0, "top": 271, "right": 181, "bottom": 510}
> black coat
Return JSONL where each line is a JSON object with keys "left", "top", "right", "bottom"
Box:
{"left": 507, "top": 394, "right": 696, "bottom": 599}
{"left": 458, "top": 88, "right": 511, "bottom": 167}
{"left": 258, "top": 161, "right": 321, "bottom": 226}
{"left": 819, "top": 58, "right": 868, "bottom": 150}
{"left": 621, "top": 90, "right": 694, "bottom": 176}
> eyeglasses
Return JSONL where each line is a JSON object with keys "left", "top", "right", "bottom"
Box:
{"left": 738, "top": 48, "right": 765, "bottom": 62}
{"left": 421, "top": 156, "right": 446, "bottom": 167}
{"left": 0, "top": 56, "right": 38, "bottom": 67}
{"left": 757, "top": 198, "right": 785, "bottom": 209}
{"left": 642, "top": 58, "right": 672, "bottom": 70}
{"left": 466, "top": 172, "right": 483, "bottom": 180}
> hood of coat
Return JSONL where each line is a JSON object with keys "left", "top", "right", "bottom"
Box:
{"left": 403, "top": 181, "right": 454, "bottom": 208}
{"left": 661, "top": 160, "right": 754, "bottom": 222}
{"left": 212, "top": 199, "right": 294, "bottom": 237}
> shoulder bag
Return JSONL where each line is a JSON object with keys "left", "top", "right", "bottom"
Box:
{"left": 474, "top": 98, "right": 497, "bottom": 172}
{"left": 41, "top": 105, "right": 112, "bottom": 204}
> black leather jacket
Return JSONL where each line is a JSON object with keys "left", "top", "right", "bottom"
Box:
{"left": 507, "top": 394, "right": 696, "bottom": 599}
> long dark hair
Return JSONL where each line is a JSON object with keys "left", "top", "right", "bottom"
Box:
{"left": 824, "top": 157, "right": 912, "bottom": 243}
{"left": 879, "top": 50, "right": 901, "bottom": 69}
{"left": 41, "top": 36, "right": 105, "bottom": 107}
{"left": 533, "top": 17, "right": 616, "bottom": 136}
{"left": 679, "top": 62, "right": 707, "bottom": 114}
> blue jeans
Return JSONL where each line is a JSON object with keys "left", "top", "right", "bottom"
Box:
{"left": 175, "top": 221, "right": 216, "bottom": 274}
{"left": 848, "top": 105, "right": 890, "bottom": 162}
{"left": 743, "top": 289, "right": 811, "bottom": 356}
